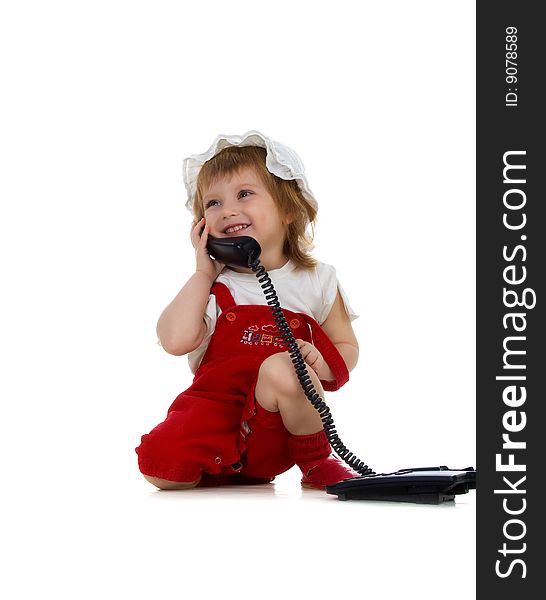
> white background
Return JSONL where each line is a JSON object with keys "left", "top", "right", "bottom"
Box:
{"left": 0, "top": 1, "right": 476, "bottom": 598}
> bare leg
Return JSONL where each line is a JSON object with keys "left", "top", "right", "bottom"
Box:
{"left": 143, "top": 475, "right": 202, "bottom": 490}
{"left": 255, "top": 351, "right": 325, "bottom": 435}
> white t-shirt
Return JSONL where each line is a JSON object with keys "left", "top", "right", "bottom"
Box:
{"left": 187, "top": 259, "right": 359, "bottom": 374}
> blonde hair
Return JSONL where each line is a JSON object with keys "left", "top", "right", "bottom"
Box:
{"left": 191, "top": 146, "right": 317, "bottom": 270}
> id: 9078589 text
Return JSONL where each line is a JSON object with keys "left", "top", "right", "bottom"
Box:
{"left": 505, "top": 26, "right": 518, "bottom": 107}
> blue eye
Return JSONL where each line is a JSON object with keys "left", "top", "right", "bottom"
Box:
{"left": 238, "top": 190, "right": 253, "bottom": 199}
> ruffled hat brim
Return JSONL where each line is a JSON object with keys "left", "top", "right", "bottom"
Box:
{"left": 182, "top": 130, "right": 317, "bottom": 213}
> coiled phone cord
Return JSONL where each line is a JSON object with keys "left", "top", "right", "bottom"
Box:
{"left": 249, "top": 259, "right": 375, "bottom": 477}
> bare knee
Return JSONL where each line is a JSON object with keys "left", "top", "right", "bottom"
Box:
{"left": 256, "top": 351, "right": 324, "bottom": 435}
{"left": 143, "top": 474, "right": 201, "bottom": 490}
{"left": 256, "top": 352, "right": 302, "bottom": 409}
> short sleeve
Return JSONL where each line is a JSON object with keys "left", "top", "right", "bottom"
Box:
{"left": 187, "top": 293, "right": 219, "bottom": 373}
{"left": 316, "top": 263, "right": 359, "bottom": 325}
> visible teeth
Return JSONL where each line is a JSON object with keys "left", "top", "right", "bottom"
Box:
{"left": 225, "top": 224, "right": 249, "bottom": 233}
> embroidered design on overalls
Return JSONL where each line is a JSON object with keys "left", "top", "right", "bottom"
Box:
{"left": 241, "top": 323, "right": 285, "bottom": 348}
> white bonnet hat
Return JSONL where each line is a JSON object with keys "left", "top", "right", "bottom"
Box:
{"left": 182, "top": 130, "right": 317, "bottom": 213}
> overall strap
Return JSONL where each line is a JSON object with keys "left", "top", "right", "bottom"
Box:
{"left": 301, "top": 314, "right": 349, "bottom": 392}
{"left": 210, "top": 282, "right": 237, "bottom": 312}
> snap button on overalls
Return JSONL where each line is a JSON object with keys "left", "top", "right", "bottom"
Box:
{"left": 136, "top": 281, "right": 349, "bottom": 483}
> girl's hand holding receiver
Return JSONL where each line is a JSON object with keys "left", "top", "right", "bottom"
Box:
{"left": 191, "top": 217, "right": 225, "bottom": 281}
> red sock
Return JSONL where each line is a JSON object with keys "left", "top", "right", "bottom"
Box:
{"left": 288, "top": 430, "right": 358, "bottom": 489}
{"left": 288, "top": 430, "right": 331, "bottom": 475}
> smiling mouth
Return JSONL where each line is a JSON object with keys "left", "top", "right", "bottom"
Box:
{"left": 223, "top": 223, "right": 251, "bottom": 235}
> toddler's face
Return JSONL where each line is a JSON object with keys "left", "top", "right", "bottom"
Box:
{"left": 202, "top": 167, "right": 288, "bottom": 256}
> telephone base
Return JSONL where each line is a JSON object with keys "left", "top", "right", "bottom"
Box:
{"left": 326, "top": 466, "right": 476, "bottom": 504}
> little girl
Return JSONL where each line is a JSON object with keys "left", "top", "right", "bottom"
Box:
{"left": 136, "top": 131, "right": 360, "bottom": 490}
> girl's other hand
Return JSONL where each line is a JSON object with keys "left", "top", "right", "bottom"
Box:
{"left": 191, "top": 217, "right": 225, "bottom": 281}
{"left": 295, "top": 339, "right": 335, "bottom": 381}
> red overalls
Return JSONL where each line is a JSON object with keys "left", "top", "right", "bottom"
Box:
{"left": 136, "top": 282, "right": 349, "bottom": 483}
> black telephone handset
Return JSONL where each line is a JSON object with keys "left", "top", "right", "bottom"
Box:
{"left": 206, "top": 234, "right": 262, "bottom": 269}
{"left": 203, "top": 232, "right": 476, "bottom": 503}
